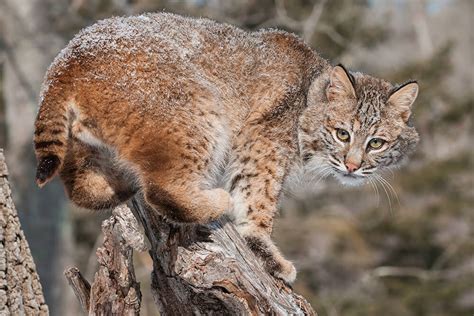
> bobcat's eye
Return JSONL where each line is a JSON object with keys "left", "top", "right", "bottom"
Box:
{"left": 336, "top": 129, "right": 350, "bottom": 142}
{"left": 368, "top": 138, "right": 385, "bottom": 150}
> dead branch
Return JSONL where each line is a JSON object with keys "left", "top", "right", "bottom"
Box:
{"left": 64, "top": 268, "right": 91, "bottom": 312}
{"left": 66, "top": 196, "right": 316, "bottom": 315}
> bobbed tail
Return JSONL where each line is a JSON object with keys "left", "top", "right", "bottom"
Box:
{"left": 35, "top": 155, "right": 62, "bottom": 187}
{"left": 33, "top": 86, "right": 70, "bottom": 187}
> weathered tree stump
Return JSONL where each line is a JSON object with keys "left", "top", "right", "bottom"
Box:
{"left": 67, "top": 195, "right": 316, "bottom": 315}
{"left": 130, "top": 198, "right": 315, "bottom": 315}
{"left": 65, "top": 205, "right": 143, "bottom": 315}
{"left": 0, "top": 149, "right": 49, "bottom": 315}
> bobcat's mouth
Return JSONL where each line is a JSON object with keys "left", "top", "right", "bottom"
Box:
{"left": 332, "top": 168, "right": 366, "bottom": 187}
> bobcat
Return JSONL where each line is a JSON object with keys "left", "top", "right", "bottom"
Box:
{"left": 34, "top": 13, "right": 419, "bottom": 283}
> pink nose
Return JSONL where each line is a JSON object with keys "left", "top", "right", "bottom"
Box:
{"left": 345, "top": 162, "right": 360, "bottom": 173}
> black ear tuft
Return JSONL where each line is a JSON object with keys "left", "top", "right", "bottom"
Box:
{"left": 36, "top": 155, "right": 61, "bottom": 187}
{"left": 390, "top": 80, "right": 419, "bottom": 96}
{"left": 387, "top": 80, "right": 419, "bottom": 123}
{"left": 336, "top": 64, "right": 356, "bottom": 87}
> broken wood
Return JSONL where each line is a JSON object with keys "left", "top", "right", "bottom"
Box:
{"left": 64, "top": 267, "right": 91, "bottom": 312}
{"left": 65, "top": 205, "right": 143, "bottom": 315}
{"left": 66, "top": 195, "right": 316, "bottom": 315}
{"left": 129, "top": 197, "right": 316, "bottom": 315}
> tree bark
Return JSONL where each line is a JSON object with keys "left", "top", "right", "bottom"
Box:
{"left": 67, "top": 197, "right": 316, "bottom": 315}
{"left": 65, "top": 205, "right": 143, "bottom": 315}
{"left": 0, "top": 149, "right": 49, "bottom": 315}
{"left": 132, "top": 198, "right": 316, "bottom": 315}
{"left": 1, "top": 1, "right": 75, "bottom": 313}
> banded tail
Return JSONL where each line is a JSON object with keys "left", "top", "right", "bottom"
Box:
{"left": 34, "top": 86, "right": 70, "bottom": 187}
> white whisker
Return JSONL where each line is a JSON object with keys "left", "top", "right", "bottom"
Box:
{"left": 307, "top": 166, "right": 331, "bottom": 186}
{"left": 283, "top": 158, "right": 335, "bottom": 197}
{"left": 314, "top": 168, "right": 333, "bottom": 187}
{"left": 376, "top": 173, "right": 400, "bottom": 209}
{"left": 373, "top": 174, "right": 393, "bottom": 215}
{"left": 367, "top": 176, "right": 380, "bottom": 206}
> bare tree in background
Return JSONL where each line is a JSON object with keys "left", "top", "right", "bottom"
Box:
{"left": 0, "top": 0, "right": 75, "bottom": 314}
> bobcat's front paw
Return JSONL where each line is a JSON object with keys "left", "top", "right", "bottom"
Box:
{"left": 242, "top": 231, "right": 298, "bottom": 284}
{"left": 272, "top": 258, "right": 297, "bottom": 284}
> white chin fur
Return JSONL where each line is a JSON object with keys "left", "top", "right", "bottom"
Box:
{"left": 333, "top": 173, "right": 366, "bottom": 187}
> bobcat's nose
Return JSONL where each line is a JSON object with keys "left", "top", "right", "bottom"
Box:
{"left": 345, "top": 161, "right": 360, "bottom": 173}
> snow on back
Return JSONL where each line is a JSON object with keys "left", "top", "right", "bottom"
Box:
{"left": 38, "top": 12, "right": 324, "bottom": 115}
{"left": 39, "top": 13, "right": 264, "bottom": 106}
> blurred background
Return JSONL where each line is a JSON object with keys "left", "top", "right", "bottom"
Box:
{"left": 0, "top": 0, "right": 472, "bottom": 315}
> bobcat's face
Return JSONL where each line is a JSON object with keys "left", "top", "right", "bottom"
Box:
{"left": 299, "top": 65, "right": 419, "bottom": 186}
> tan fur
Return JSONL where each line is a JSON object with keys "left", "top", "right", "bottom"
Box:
{"left": 33, "top": 13, "right": 419, "bottom": 283}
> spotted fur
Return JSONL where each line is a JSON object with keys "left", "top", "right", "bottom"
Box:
{"left": 298, "top": 66, "right": 419, "bottom": 188}
{"left": 33, "top": 13, "right": 419, "bottom": 284}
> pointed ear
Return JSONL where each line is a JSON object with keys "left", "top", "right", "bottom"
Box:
{"left": 326, "top": 65, "right": 356, "bottom": 102}
{"left": 388, "top": 81, "right": 419, "bottom": 122}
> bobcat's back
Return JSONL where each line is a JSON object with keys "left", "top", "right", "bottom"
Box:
{"left": 34, "top": 12, "right": 324, "bottom": 186}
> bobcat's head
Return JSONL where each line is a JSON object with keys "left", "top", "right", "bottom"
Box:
{"left": 299, "top": 65, "right": 419, "bottom": 186}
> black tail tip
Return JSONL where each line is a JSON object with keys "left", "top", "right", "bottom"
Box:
{"left": 36, "top": 155, "right": 61, "bottom": 187}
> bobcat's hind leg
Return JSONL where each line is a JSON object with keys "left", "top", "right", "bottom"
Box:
{"left": 61, "top": 140, "right": 137, "bottom": 210}
{"left": 143, "top": 174, "right": 231, "bottom": 224}
{"left": 128, "top": 113, "right": 233, "bottom": 224}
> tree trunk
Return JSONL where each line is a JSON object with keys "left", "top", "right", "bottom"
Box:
{"left": 67, "top": 198, "right": 316, "bottom": 315}
{"left": 0, "top": 149, "right": 49, "bottom": 315}
{"left": 1, "top": 1, "right": 75, "bottom": 313}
